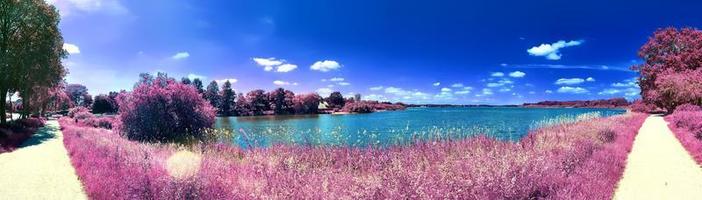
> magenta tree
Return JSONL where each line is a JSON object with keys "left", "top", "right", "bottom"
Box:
{"left": 634, "top": 27, "right": 702, "bottom": 112}
{"left": 117, "top": 78, "right": 216, "bottom": 142}
{"left": 269, "top": 88, "right": 295, "bottom": 115}
{"left": 293, "top": 93, "right": 320, "bottom": 114}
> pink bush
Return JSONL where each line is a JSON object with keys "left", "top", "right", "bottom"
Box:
{"left": 68, "top": 106, "right": 90, "bottom": 118}
{"left": 117, "top": 79, "right": 216, "bottom": 142}
{"left": 666, "top": 111, "right": 702, "bottom": 164}
{"left": 1, "top": 117, "right": 46, "bottom": 154}
{"left": 629, "top": 99, "right": 658, "bottom": 113}
{"left": 60, "top": 113, "right": 646, "bottom": 199}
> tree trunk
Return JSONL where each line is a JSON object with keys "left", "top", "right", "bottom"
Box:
{"left": 0, "top": 90, "right": 6, "bottom": 124}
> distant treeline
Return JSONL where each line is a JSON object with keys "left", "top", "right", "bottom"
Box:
{"left": 407, "top": 104, "right": 519, "bottom": 108}
{"left": 522, "top": 98, "right": 630, "bottom": 108}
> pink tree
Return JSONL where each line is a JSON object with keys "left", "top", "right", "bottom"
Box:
{"left": 634, "top": 27, "right": 702, "bottom": 112}
{"left": 117, "top": 78, "right": 216, "bottom": 142}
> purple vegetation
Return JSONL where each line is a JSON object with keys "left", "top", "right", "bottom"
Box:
{"left": 665, "top": 105, "right": 702, "bottom": 164}
{"left": 60, "top": 113, "right": 647, "bottom": 199}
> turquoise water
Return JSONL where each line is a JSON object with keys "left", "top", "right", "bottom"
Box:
{"left": 215, "top": 107, "right": 625, "bottom": 148}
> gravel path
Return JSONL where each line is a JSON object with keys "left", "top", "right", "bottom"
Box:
{"left": 614, "top": 115, "right": 702, "bottom": 199}
{"left": 0, "top": 120, "right": 87, "bottom": 199}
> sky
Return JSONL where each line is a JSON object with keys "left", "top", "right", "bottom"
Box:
{"left": 50, "top": 0, "right": 702, "bottom": 104}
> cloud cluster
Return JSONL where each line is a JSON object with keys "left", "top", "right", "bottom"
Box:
{"left": 310, "top": 60, "right": 341, "bottom": 72}
{"left": 63, "top": 43, "right": 80, "bottom": 54}
{"left": 46, "top": 0, "right": 128, "bottom": 17}
{"left": 273, "top": 80, "right": 298, "bottom": 86}
{"left": 557, "top": 86, "right": 588, "bottom": 94}
{"left": 172, "top": 52, "right": 190, "bottom": 60}
{"left": 252, "top": 57, "right": 298, "bottom": 72}
{"left": 527, "top": 40, "right": 584, "bottom": 60}
{"left": 508, "top": 71, "right": 526, "bottom": 78}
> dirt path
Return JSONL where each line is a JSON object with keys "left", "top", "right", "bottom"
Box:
{"left": 0, "top": 120, "right": 87, "bottom": 199}
{"left": 614, "top": 115, "right": 702, "bottom": 199}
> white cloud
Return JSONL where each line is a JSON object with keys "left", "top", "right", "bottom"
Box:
{"left": 46, "top": 0, "right": 128, "bottom": 17}
{"left": 527, "top": 40, "right": 584, "bottom": 60}
{"left": 433, "top": 82, "right": 441, "bottom": 86}
{"left": 557, "top": 86, "right": 588, "bottom": 94}
{"left": 545, "top": 90, "right": 553, "bottom": 94}
{"left": 455, "top": 90, "right": 471, "bottom": 95}
{"left": 486, "top": 79, "right": 513, "bottom": 88}
{"left": 451, "top": 83, "right": 464, "bottom": 88}
{"left": 364, "top": 94, "right": 388, "bottom": 101}
{"left": 598, "top": 88, "right": 638, "bottom": 97}
{"left": 316, "top": 88, "right": 333, "bottom": 96}
{"left": 508, "top": 71, "right": 526, "bottom": 78}
{"left": 441, "top": 87, "right": 452, "bottom": 92}
{"left": 187, "top": 73, "right": 206, "bottom": 80}
{"left": 276, "top": 64, "right": 298, "bottom": 72}
{"left": 499, "top": 88, "right": 511, "bottom": 92}
{"left": 385, "top": 87, "right": 410, "bottom": 96}
{"left": 252, "top": 57, "right": 297, "bottom": 73}
{"left": 478, "top": 88, "right": 494, "bottom": 96}
{"left": 171, "top": 52, "right": 190, "bottom": 60}
{"left": 369, "top": 86, "right": 384, "bottom": 91}
{"left": 555, "top": 78, "right": 585, "bottom": 85}
{"left": 273, "top": 80, "right": 292, "bottom": 86}
{"left": 216, "top": 78, "right": 238, "bottom": 85}
{"left": 612, "top": 78, "right": 638, "bottom": 88}
{"left": 310, "top": 60, "right": 341, "bottom": 72}
{"left": 63, "top": 43, "right": 80, "bottom": 54}
{"left": 586, "top": 77, "right": 595, "bottom": 82}
{"left": 338, "top": 82, "right": 350, "bottom": 86}
{"left": 253, "top": 57, "right": 283, "bottom": 67}
{"left": 491, "top": 72, "right": 504, "bottom": 77}
{"left": 329, "top": 77, "right": 345, "bottom": 82}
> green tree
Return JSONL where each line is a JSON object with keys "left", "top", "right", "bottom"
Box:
{"left": 204, "top": 81, "right": 220, "bottom": 110}
{"left": 220, "top": 80, "right": 236, "bottom": 116}
{"left": 1, "top": 0, "right": 65, "bottom": 122}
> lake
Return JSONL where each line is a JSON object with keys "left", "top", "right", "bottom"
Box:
{"left": 215, "top": 107, "right": 626, "bottom": 148}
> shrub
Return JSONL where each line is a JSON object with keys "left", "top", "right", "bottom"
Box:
{"left": 629, "top": 99, "right": 657, "bottom": 113}
{"left": 666, "top": 110, "right": 702, "bottom": 164}
{"left": 92, "top": 94, "right": 118, "bottom": 114}
{"left": 674, "top": 103, "right": 702, "bottom": 113}
{"left": 341, "top": 102, "right": 374, "bottom": 113}
{"left": 68, "top": 106, "right": 90, "bottom": 118}
{"left": 117, "top": 79, "right": 216, "bottom": 142}
{"left": 1, "top": 117, "right": 45, "bottom": 154}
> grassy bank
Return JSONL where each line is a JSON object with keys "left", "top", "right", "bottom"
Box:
{"left": 0, "top": 118, "right": 45, "bottom": 154}
{"left": 60, "top": 113, "right": 646, "bottom": 199}
{"left": 665, "top": 107, "right": 702, "bottom": 165}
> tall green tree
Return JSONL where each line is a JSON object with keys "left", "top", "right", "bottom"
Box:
{"left": 192, "top": 78, "right": 204, "bottom": 94}
{"left": 1, "top": 0, "right": 65, "bottom": 122}
{"left": 204, "top": 81, "right": 220, "bottom": 110}
{"left": 219, "top": 80, "right": 236, "bottom": 116}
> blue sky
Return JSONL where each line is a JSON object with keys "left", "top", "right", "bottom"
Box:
{"left": 51, "top": 0, "right": 702, "bottom": 104}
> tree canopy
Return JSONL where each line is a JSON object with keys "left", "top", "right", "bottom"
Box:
{"left": 1, "top": 0, "right": 66, "bottom": 123}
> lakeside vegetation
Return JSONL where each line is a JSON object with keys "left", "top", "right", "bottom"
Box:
{"left": 3, "top": 0, "right": 702, "bottom": 198}
{"left": 60, "top": 111, "right": 646, "bottom": 199}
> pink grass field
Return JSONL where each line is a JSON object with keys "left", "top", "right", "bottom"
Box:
{"left": 60, "top": 113, "right": 646, "bottom": 199}
{"left": 665, "top": 110, "right": 702, "bottom": 165}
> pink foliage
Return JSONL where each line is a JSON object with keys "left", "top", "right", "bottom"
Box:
{"left": 629, "top": 99, "right": 658, "bottom": 113}
{"left": 117, "top": 79, "right": 216, "bottom": 142}
{"left": 60, "top": 114, "right": 646, "bottom": 199}
{"left": 665, "top": 110, "right": 702, "bottom": 164}
{"left": 634, "top": 27, "right": 702, "bottom": 112}
{"left": 0, "top": 118, "right": 45, "bottom": 154}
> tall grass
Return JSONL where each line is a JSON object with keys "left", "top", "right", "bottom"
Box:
{"left": 665, "top": 108, "right": 702, "bottom": 164}
{"left": 60, "top": 113, "right": 646, "bottom": 199}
